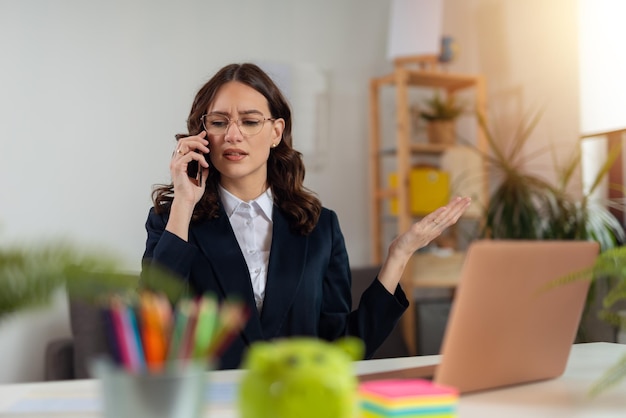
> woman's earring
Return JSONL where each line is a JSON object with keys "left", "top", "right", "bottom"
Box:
{"left": 271, "top": 143, "right": 278, "bottom": 148}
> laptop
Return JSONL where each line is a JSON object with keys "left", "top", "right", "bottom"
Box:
{"left": 359, "top": 240, "right": 599, "bottom": 394}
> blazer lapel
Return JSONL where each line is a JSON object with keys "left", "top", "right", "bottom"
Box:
{"left": 260, "top": 207, "right": 308, "bottom": 338}
{"left": 190, "top": 207, "right": 264, "bottom": 342}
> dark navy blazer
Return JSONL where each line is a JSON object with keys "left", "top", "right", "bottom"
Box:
{"left": 142, "top": 204, "right": 408, "bottom": 369}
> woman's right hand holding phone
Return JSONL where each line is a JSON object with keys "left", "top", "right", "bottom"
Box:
{"left": 166, "top": 131, "right": 210, "bottom": 241}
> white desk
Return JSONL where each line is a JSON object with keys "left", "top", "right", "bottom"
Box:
{"left": 0, "top": 343, "right": 625, "bottom": 417}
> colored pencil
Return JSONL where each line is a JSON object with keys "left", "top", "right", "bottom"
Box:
{"left": 139, "top": 292, "right": 168, "bottom": 372}
{"left": 192, "top": 295, "right": 218, "bottom": 359}
{"left": 109, "top": 298, "right": 134, "bottom": 372}
{"left": 206, "top": 300, "right": 249, "bottom": 359}
{"left": 104, "top": 291, "right": 248, "bottom": 373}
{"left": 126, "top": 305, "right": 146, "bottom": 372}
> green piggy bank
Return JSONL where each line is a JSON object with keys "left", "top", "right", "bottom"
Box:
{"left": 238, "top": 337, "right": 364, "bottom": 418}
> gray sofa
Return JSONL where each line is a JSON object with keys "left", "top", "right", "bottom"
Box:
{"left": 45, "top": 299, "right": 111, "bottom": 380}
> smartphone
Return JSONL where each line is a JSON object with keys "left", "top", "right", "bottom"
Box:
{"left": 187, "top": 154, "right": 208, "bottom": 186}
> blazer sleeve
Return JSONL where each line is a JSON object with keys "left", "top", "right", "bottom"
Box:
{"left": 349, "top": 278, "right": 409, "bottom": 358}
{"left": 319, "top": 210, "right": 409, "bottom": 359}
{"left": 142, "top": 207, "right": 199, "bottom": 286}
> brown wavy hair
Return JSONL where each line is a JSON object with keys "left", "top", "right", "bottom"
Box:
{"left": 152, "top": 63, "right": 322, "bottom": 235}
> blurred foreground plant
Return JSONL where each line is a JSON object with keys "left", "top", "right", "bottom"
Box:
{"left": 0, "top": 242, "right": 185, "bottom": 321}
{"left": 547, "top": 246, "right": 626, "bottom": 396}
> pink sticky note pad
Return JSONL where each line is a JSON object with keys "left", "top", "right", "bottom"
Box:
{"left": 359, "top": 379, "right": 458, "bottom": 399}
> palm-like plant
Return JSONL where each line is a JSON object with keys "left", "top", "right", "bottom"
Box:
{"left": 476, "top": 108, "right": 625, "bottom": 248}
{"left": 478, "top": 108, "right": 561, "bottom": 239}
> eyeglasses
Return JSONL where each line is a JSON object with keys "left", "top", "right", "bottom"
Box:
{"left": 200, "top": 114, "right": 276, "bottom": 136}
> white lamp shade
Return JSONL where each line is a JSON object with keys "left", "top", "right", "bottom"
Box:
{"left": 387, "top": 0, "right": 444, "bottom": 60}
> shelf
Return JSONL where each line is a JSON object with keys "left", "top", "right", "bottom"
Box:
{"left": 369, "top": 68, "right": 488, "bottom": 264}
{"left": 379, "top": 143, "right": 455, "bottom": 156}
{"left": 373, "top": 69, "right": 479, "bottom": 91}
{"left": 368, "top": 57, "right": 489, "bottom": 357}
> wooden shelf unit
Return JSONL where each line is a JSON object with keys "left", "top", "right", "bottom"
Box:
{"left": 368, "top": 57, "right": 489, "bottom": 355}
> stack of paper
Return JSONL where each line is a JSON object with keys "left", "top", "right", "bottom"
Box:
{"left": 359, "top": 379, "right": 458, "bottom": 418}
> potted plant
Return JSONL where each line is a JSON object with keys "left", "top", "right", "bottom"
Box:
{"left": 475, "top": 108, "right": 625, "bottom": 246}
{"left": 414, "top": 92, "right": 464, "bottom": 145}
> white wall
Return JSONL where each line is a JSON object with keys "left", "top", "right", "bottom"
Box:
{"left": 579, "top": 0, "right": 626, "bottom": 135}
{"left": 578, "top": 0, "right": 626, "bottom": 205}
{"left": 0, "top": 0, "right": 391, "bottom": 383}
{"left": 443, "top": 0, "right": 581, "bottom": 191}
{"left": 0, "top": 0, "right": 391, "bottom": 268}
{"left": 0, "top": 0, "right": 581, "bottom": 383}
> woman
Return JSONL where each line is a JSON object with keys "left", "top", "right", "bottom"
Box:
{"left": 143, "top": 63, "right": 471, "bottom": 369}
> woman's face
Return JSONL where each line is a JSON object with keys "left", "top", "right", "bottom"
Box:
{"left": 205, "top": 81, "right": 284, "bottom": 197}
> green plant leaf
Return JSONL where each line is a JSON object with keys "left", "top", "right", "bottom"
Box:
{"left": 589, "top": 353, "right": 626, "bottom": 398}
{"left": 509, "top": 107, "right": 545, "bottom": 165}
{"left": 587, "top": 140, "right": 623, "bottom": 197}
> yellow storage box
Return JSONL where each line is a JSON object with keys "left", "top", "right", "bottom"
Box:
{"left": 389, "top": 167, "right": 450, "bottom": 215}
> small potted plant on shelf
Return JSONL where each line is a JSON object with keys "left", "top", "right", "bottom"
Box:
{"left": 413, "top": 92, "right": 464, "bottom": 145}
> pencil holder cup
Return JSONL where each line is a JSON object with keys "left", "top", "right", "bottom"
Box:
{"left": 92, "top": 359, "right": 208, "bottom": 418}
